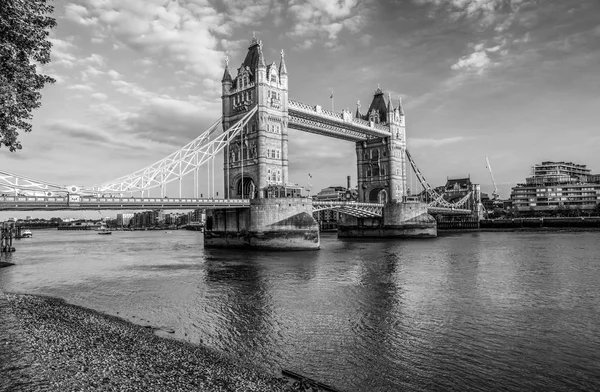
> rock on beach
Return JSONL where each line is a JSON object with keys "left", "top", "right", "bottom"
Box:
{"left": 1, "top": 293, "right": 292, "bottom": 391}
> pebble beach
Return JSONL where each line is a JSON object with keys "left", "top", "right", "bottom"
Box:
{"left": 1, "top": 292, "right": 292, "bottom": 391}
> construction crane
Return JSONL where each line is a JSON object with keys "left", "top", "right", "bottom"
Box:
{"left": 485, "top": 156, "right": 499, "bottom": 200}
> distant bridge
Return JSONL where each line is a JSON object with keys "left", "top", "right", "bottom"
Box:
{"left": 0, "top": 195, "right": 471, "bottom": 217}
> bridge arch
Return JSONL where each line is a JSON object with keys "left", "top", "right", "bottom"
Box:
{"left": 368, "top": 187, "right": 387, "bottom": 203}
{"left": 233, "top": 175, "right": 256, "bottom": 199}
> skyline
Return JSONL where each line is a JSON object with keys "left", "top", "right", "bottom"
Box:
{"left": 2, "top": 0, "right": 600, "bottom": 209}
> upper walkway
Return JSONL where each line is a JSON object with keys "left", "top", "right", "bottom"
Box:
{"left": 288, "top": 99, "right": 390, "bottom": 142}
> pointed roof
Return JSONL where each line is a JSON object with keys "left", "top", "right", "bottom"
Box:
{"left": 355, "top": 100, "right": 361, "bottom": 118}
{"left": 221, "top": 57, "right": 232, "bottom": 83}
{"left": 387, "top": 93, "right": 393, "bottom": 113}
{"left": 279, "top": 49, "right": 287, "bottom": 75}
{"left": 365, "top": 86, "right": 389, "bottom": 123}
{"left": 238, "top": 35, "right": 262, "bottom": 82}
{"left": 398, "top": 97, "right": 404, "bottom": 115}
{"left": 257, "top": 41, "right": 266, "bottom": 69}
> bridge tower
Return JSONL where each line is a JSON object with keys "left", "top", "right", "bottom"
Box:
{"left": 221, "top": 36, "right": 289, "bottom": 199}
{"left": 355, "top": 88, "right": 407, "bottom": 203}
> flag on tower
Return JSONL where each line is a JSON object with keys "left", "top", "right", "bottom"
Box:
{"left": 330, "top": 91, "right": 334, "bottom": 98}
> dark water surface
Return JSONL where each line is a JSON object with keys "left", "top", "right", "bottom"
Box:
{"left": 1, "top": 230, "right": 600, "bottom": 391}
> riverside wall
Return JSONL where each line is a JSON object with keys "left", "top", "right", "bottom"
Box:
{"left": 338, "top": 201, "right": 437, "bottom": 238}
{"left": 480, "top": 217, "right": 600, "bottom": 230}
{"left": 204, "top": 198, "right": 320, "bottom": 250}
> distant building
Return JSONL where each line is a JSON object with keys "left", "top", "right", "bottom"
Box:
{"left": 116, "top": 213, "right": 134, "bottom": 227}
{"left": 511, "top": 161, "right": 600, "bottom": 212}
{"left": 312, "top": 185, "right": 358, "bottom": 230}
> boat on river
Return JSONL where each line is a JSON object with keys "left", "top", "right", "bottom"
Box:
{"left": 97, "top": 226, "right": 111, "bottom": 235}
{"left": 21, "top": 229, "right": 33, "bottom": 238}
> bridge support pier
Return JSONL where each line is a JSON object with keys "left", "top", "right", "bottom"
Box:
{"left": 204, "top": 198, "right": 320, "bottom": 250}
{"left": 338, "top": 201, "right": 437, "bottom": 238}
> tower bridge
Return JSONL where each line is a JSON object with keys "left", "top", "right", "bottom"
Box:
{"left": 0, "top": 35, "right": 480, "bottom": 248}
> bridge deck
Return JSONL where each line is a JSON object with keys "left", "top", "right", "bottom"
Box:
{"left": 288, "top": 99, "right": 390, "bottom": 142}
{"left": 0, "top": 196, "right": 250, "bottom": 211}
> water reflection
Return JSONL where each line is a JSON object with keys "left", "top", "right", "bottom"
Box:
{"left": 2, "top": 231, "right": 600, "bottom": 391}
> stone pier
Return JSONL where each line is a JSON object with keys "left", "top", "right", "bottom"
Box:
{"left": 338, "top": 201, "right": 437, "bottom": 238}
{"left": 204, "top": 198, "right": 320, "bottom": 250}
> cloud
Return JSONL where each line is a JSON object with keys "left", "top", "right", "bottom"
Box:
{"left": 48, "top": 37, "right": 77, "bottom": 67}
{"left": 410, "top": 136, "right": 470, "bottom": 148}
{"left": 64, "top": 3, "right": 97, "bottom": 26}
{"left": 91, "top": 92, "right": 108, "bottom": 101}
{"left": 46, "top": 120, "right": 141, "bottom": 150}
{"left": 67, "top": 84, "right": 94, "bottom": 92}
{"left": 68, "top": 0, "right": 225, "bottom": 81}
{"left": 287, "top": 0, "right": 368, "bottom": 47}
{"left": 451, "top": 49, "right": 491, "bottom": 72}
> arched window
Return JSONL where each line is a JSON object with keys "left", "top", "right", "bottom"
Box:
{"left": 271, "top": 73, "right": 277, "bottom": 83}
{"left": 381, "top": 166, "right": 386, "bottom": 176}
{"left": 267, "top": 169, "right": 272, "bottom": 183}
{"left": 365, "top": 164, "right": 372, "bottom": 177}
{"left": 276, "top": 169, "right": 281, "bottom": 183}
{"left": 373, "top": 149, "right": 379, "bottom": 161}
{"left": 271, "top": 170, "right": 277, "bottom": 183}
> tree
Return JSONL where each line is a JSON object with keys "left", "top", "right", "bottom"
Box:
{"left": 1, "top": 0, "right": 56, "bottom": 151}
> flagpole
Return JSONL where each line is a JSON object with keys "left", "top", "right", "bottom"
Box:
{"left": 330, "top": 91, "right": 334, "bottom": 112}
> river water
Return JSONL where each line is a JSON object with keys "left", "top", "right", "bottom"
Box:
{"left": 1, "top": 230, "right": 600, "bottom": 391}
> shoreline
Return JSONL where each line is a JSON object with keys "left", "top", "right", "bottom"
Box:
{"left": 1, "top": 292, "right": 292, "bottom": 391}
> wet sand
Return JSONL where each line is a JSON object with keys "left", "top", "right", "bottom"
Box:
{"left": 1, "top": 292, "right": 291, "bottom": 391}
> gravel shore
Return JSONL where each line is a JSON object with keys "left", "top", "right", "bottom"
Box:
{"left": 1, "top": 292, "right": 292, "bottom": 391}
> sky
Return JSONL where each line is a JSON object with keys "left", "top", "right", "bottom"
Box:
{"left": 2, "top": 0, "right": 600, "bottom": 219}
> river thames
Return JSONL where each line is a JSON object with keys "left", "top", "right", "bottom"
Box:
{"left": 1, "top": 230, "right": 599, "bottom": 391}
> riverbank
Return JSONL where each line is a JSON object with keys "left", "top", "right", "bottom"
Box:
{"left": 0, "top": 261, "right": 15, "bottom": 268}
{"left": 1, "top": 292, "right": 290, "bottom": 391}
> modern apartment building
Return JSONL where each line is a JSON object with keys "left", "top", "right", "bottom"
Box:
{"left": 511, "top": 161, "right": 600, "bottom": 211}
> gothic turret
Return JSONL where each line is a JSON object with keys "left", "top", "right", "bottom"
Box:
{"left": 355, "top": 100, "right": 362, "bottom": 118}
{"left": 279, "top": 49, "right": 288, "bottom": 76}
{"left": 257, "top": 41, "right": 266, "bottom": 83}
{"left": 387, "top": 93, "right": 394, "bottom": 124}
{"left": 221, "top": 57, "right": 232, "bottom": 96}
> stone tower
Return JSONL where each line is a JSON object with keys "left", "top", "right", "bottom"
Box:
{"left": 221, "top": 36, "right": 289, "bottom": 199}
{"left": 354, "top": 88, "right": 407, "bottom": 203}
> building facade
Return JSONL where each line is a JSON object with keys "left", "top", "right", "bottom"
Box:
{"left": 221, "top": 36, "right": 289, "bottom": 199}
{"left": 511, "top": 161, "right": 600, "bottom": 212}
{"left": 312, "top": 185, "right": 358, "bottom": 230}
{"left": 354, "top": 89, "right": 407, "bottom": 203}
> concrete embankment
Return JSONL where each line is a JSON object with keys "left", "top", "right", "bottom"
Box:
{"left": 480, "top": 217, "right": 600, "bottom": 231}
{"left": 1, "top": 293, "right": 290, "bottom": 391}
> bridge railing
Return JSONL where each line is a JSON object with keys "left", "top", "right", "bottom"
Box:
{"left": 0, "top": 195, "right": 251, "bottom": 210}
{"left": 313, "top": 200, "right": 385, "bottom": 208}
{"left": 288, "top": 99, "right": 390, "bottom": 135}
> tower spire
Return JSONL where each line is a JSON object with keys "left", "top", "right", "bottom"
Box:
{"left": 221, "top": 56, "right": 232, "bottom": 83}
{"left": 279, "top": 49, "right": 288, "bottom": 76}
{"left": 258, "top": 40, "right": 266, "bottom": 68}
{"left": 398, "top": 97, "right": 404, "bottom": 115}
{"left": 355, "top": 99, "right": 361, "bottom": 118}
